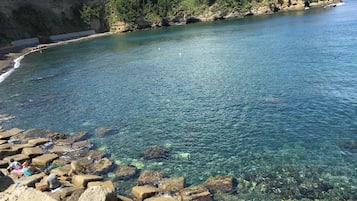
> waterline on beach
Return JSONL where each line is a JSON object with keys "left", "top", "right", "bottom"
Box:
{"left": 0, "top": 55, "right": 25, "bottom": 83}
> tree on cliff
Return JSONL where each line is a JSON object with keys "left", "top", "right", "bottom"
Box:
{"left": 103, "top": 0, "right": 255, "bottom": 28}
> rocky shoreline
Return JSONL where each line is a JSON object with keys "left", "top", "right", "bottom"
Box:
{"left": 0, "top": 126, "right": 241, "bottom": 201}
{"left": 1, "top": 125, "right": 356, "bottom": 201}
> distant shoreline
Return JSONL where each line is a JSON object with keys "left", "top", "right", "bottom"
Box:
{"left": 0, "top": 32, "right": 114, "bottom": 83}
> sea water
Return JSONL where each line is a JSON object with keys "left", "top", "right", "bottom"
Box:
{"left": 0, "top": 1, "right": 356, "bottom": 200}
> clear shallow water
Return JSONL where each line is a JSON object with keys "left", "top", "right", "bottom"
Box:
{"left": 1, "top": 2, "right": 357, "bottom": 199}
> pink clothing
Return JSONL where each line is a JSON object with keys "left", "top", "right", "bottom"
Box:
{"left": 7, "top": 161, "right": 23, "bottom": 172}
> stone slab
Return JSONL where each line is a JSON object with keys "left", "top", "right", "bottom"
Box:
{"left": 3, "top": 154, "right": 29, "bottom": 164}
{"left": 0, "top": 160, "right": 8, "bottom": 168}
{"left": 159, "top": 177, "right": 185, "bottom": 192}
{"left": 145, "top": 197, "right": 179, "bottom": 201}
{"left": 0, "top": 149, "right": 19, "bottom": 160}
{"left": 46, "top": 186, "right": 83, "bottom": 201}
{"left": 51, "top": 165, "right": 71, "bottom": 176}
{"left": 179, "top": 185, "right": 212, "bottom": 201}
{"left": 22, "top": 147, "right": 44, "bottom": 157}
{"left": 0, "top": 143, "right": 12, "bottom": 150}
{"left": 12, "top": 143, "right": 34, "bottom": 152}
{"left": 32, "top": 153, "right": 59, "bottom": 166}
{"left": 117, "top": 195, "right": 134, "bottom": 201}
{"left": 72, "top": 174, "right": 103, "bottom": 188}
{"left": 131, "top": 185, "right": 159, "bottom": 201}
{"left": 50, "top": 145, "right": 71, "bottom": 154}
{"left": 27, "top": 138, "right": 50, "bottom": 146}
{"left": 17, "top": 172, "right": 45, "bottom": 187}
{"left": 0, "top": 128, "right": 23, "bottom": 140}
{"left": 87, "top": 180, "right": 115, "bottom": 192}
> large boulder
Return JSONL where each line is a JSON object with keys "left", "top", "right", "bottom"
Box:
{"left": 78, "top": 186, "right": 117, "bottom": 201}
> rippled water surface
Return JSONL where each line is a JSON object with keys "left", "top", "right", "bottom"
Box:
{"left": 1, "top": 1, "right": 356, "bottom": 200}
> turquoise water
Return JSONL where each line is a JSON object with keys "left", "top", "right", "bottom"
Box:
{"left": 1, "top": 2, "right": 356, "bottom": 200}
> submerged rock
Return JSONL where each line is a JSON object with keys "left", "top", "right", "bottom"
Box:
{"left": 178, "top": 185, "right": 212, "bottom": 201}
{"left": 337, "top": 140, "right": 357, "bottom": 155}
{"left": 137, "top": 170, "right": 164, "bottom": 186}
{"left": 90, "top": 157, "right": 113, "bottom": 175}
{"left": 115, "top": 164, "right": 138, "bottom": 180}
{"left": 140, "top": 145, "right": 170, "bottom": 160}
{"left": 204, "top": 175, "right": 237, "bottom": 193}
{"left": 95, "top": 127, "right": 117, "bottom": 136}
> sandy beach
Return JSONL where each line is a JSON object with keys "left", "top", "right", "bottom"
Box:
{"left": 0, "top": 32, "right": 114, "bottom": 81}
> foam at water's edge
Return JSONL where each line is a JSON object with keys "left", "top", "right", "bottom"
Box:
{"left": 0, "top": 54, "right": 25, "bottom": 83}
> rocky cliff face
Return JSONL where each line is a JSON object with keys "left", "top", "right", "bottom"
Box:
{"left": 273, "top": 0, "right": 341, "bottom": 11}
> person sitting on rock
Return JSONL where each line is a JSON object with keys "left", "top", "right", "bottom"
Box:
{"left": 37, "top": 170, "right": 63, "bottom": 192}
{"left": 22, "top": 159, "right": 41, "bottom": 176}
{"left": 7, "top": 158, "right": 23, "bottom": 173}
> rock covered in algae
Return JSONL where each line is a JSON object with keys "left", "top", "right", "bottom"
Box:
{"left": 140, "top": 145, "right": 170, "bottom": 160}
{"left": 204, "top": 175, "right": 237, "bottom": 193}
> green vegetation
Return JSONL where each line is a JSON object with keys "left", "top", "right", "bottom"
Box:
{"left": 80, "top": 4, "right": 101, "bottom": 25}
{"left": 102, "top": 0, "right": 261, "bottom": 27}
{"left": 12, "top": 5, "right": 52, "bottom": 37}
